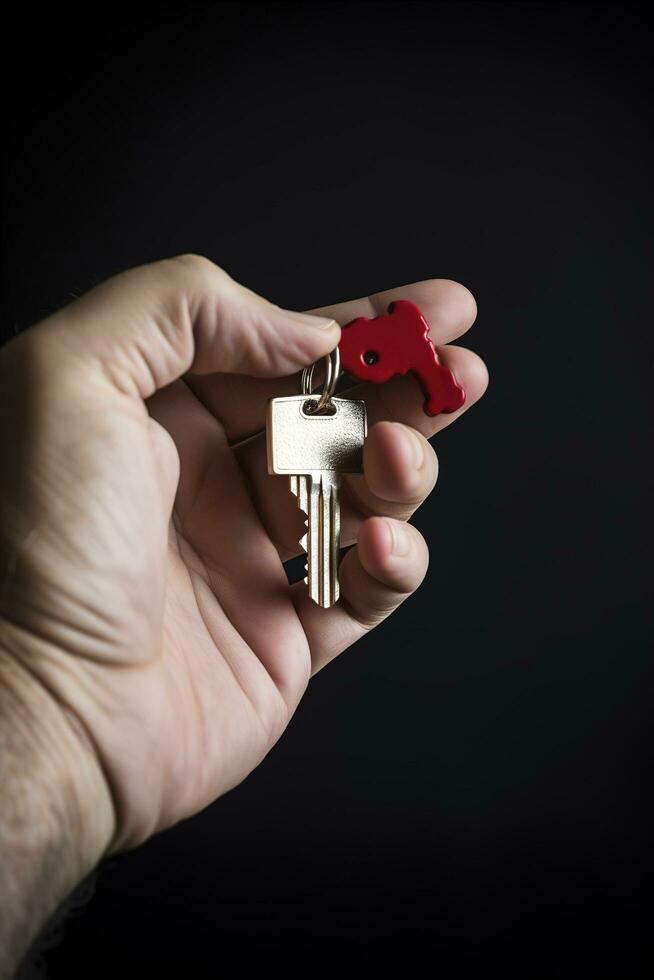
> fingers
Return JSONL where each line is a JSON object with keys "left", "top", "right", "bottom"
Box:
{"left": 291, "top": 516, "right": 429, "bottom": 676}
{"left": 26, "top": 254, "right": 340, "bottom": 400}
{"left": 309, "top": 278, "right": 477, "bottom": 343}
{"left": 231, "top": 342, "right": 484, "bottom": 561}
{"left": 355, "top": 343, "right": 489, "bottom": 439}
{"left": 235, "top": 418, "right": 438, "bottom": 560}
{"left": 345, "top": 419, "right": 439, "bottom": 523}
{"left": 185, "top": 277, "right": 478, "bottom": 442}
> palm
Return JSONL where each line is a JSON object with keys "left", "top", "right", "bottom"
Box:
{"left": 52, "top": 387, "right": 311, "bottom": 853}
{"left": 153, "top": 513, "right": 303, "bottom": 829}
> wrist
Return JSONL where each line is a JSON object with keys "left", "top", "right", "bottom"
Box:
{"left": 0, "top": 643, "right": 115, "bottom": 975}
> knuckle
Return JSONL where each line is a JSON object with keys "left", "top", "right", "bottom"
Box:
{"left": 172, "top": 252, "right": 212, "bottom": 272}
{"left": 168, "top": 253, "right": 232, "bottom": 288}
{"left": 341, "top": 593, "right": 390, "bottom": 632}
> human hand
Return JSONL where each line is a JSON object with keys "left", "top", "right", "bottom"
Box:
{"left": 0, "top": 256, "right": 486, "bottom": 963}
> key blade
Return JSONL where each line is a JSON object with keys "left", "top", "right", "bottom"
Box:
{"left": 318, "top": 473, "right": 340, "bottom": 607}
{"left": 307, "top": 473, "right": 340, "bottom": 608}
{"left": 289, "top": 473, "right": 340, "bottom": 607}
{"left": 289, "top": 475, "right": 309, "bottom": 555}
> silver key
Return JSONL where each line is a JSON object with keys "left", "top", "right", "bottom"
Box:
{"left": 267, "top": 394, "right": 368, "bottom": 607}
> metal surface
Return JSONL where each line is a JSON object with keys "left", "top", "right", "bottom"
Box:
{"left": 300, "top": 346, "right": 341, "bottom": 414}
{"left": 267, "top": 394, "right": 367, "bottom": 607}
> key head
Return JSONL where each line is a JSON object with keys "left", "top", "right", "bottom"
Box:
{"left": 267, "top": 395, "right": 367, "bottom": 475}
{"left": 338, "top": 298, "right": 466, "bottom": 416}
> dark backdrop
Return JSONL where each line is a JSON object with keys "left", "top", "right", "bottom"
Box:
{"left": 3, "top": 1, "right": 652, "bottom": 976}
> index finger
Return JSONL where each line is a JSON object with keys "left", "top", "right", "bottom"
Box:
{"left": 184, "top": 278, "right": 478, "bottom": 443}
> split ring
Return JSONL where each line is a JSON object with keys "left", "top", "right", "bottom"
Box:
{"left": 301, "top": 346, "right": 341, "bottom": 413}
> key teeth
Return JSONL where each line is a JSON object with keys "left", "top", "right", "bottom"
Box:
{"left": 290, "top": 472, "right": 340, "bottom": 608}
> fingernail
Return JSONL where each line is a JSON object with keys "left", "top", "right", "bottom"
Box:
{"left": 388, "top": 520, "right": 411, "bottom": 557}
{"left": 398, "top": 425, "right": 424, "bottom": 470}
{"left": 283, "top": 309, "right": 338, "bottom": 330}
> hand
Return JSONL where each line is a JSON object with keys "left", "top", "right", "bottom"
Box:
{"left": 0, "top": 256, "right": 486, "bottom": 969}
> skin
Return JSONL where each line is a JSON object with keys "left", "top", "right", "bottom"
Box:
{"left": 0, "top": 255, "right": 487, "bottom": 976}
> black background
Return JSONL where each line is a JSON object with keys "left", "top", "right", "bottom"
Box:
{"left": 3, "top": 1, "right": 653, "bottom": 976}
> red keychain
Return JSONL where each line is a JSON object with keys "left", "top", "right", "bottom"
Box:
{"left": 338, "top": 299, "right": 465, "bottom": 415}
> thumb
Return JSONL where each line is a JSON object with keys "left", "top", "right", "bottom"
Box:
{"left": 31, "top": 254, "right": 340, "bottom": 398}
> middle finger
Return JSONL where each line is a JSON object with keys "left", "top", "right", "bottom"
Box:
{"left": 234, "top": 417, "right": 438, "bottom": 562}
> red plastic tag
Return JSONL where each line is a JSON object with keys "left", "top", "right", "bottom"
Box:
{"left": 339, "top": 299, "right": 465, "bottom": 416}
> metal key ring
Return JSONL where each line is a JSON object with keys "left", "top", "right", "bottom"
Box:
{"left": 301, "top": 345, "right": 341, "bottom": 413}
